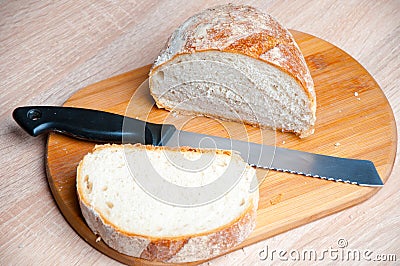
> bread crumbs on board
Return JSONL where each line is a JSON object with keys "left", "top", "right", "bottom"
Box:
{"left": 270, "top": 193, "right": 283, "bottom": 205}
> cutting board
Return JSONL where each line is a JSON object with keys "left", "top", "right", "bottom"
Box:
{"left": 46, "top": 30, "right": 396, "bottom": 265}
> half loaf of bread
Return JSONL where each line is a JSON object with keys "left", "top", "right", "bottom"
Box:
{"left": 77, "top": 144, "right": 259, "bottom": 263}
{"left": 149, "top": 4, "right": 316, "bottom": 137}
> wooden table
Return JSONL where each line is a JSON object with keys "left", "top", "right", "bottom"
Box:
{"left": 1, "top": 1, "right": 398, "bottom": 265}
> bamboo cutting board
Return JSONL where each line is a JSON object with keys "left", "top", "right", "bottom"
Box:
{"left": 46, "top": 30, "right": 396, "bottom": 265}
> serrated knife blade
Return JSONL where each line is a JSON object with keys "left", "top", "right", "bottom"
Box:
{"left": 164, "top": 130, "right": 383, "bottom": 186}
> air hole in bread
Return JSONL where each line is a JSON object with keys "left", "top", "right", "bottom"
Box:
{"left": 157, "top": 70, "right": 164, "bottom": 81}
{"left": 84, "top": 175, "right": 93, "bottom": 194}
{"left": 240, "top": 198, "right": 245, "bottom": 206}
{"left": 87, "top": 182, "right": 93, "bottom": 194}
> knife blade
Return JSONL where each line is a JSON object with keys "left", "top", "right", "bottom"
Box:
{"left": 12, "top": 106, "right": 383, "bottom": 187}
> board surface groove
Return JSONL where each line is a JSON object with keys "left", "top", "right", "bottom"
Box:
{"left": 46, "top": 31, "right": 396, "bottom": 265}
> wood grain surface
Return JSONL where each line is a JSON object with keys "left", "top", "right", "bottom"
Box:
{"left": 1, "top": 1, "right": 399, "bottom": 265}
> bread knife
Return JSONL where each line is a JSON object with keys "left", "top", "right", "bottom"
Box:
{"left": 13, "top": 106, "right": 383, "bottom": 187}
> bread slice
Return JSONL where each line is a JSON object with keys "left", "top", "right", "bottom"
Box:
{"left": 77, "top": 144, "right": 259, "bottom": 263}
{"left": 149, "top": 4, "right": 316, "bottom": 138}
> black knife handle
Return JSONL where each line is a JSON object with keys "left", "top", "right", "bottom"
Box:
{"left": 12, "top": 106, "right": 176, "bottom": 145}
